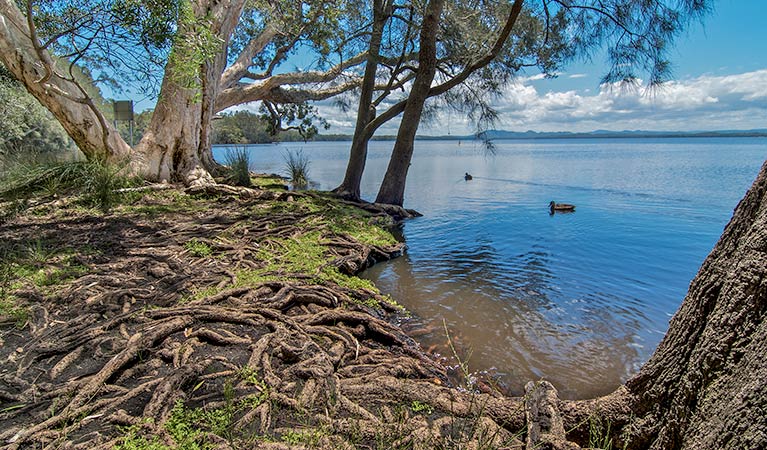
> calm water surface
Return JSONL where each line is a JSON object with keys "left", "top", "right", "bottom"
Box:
{"left": 214, "top": 137, "right": 766, "bottom": 399}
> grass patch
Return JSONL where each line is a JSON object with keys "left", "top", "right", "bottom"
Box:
{"left": 120, "top": 190, "right": 205, "bottom": 216}
{"left": 250, "top": 175, "right": 288, "bottom": 191}
{"left": 589, "top": 415, "right": 616, "bottom": 450}
{"left": 116, "top": 370, "right": 272, "bottom": 450}
{"left": 225, "top": 146, "right": 252, "bottom": 187}
{"left": 180, "top": 194, "right": 399, "bottom": 309}
{"left": 256, "top": 230, "right": 379, "bottom": 293}
{"left": 410, "top": 400, "right": 434, "bottom": 415}
{"left": 0, "top": 296, "right": 28, "bottom": 328}
{"left": 283, "top": 149, "right": 310, "bottom": 188}
{"left": 0, "top": 239, "right": 92, "bottom": 294}
{"left": 280, "top": 427, "right": 328, "bottom": 447}
{"left": 184, "top": 239, "right": 213, "bottom": 258}
{"left": 0, "top": 158, "right": 140, "bottom": 213}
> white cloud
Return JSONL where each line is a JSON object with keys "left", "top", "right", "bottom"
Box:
{"left": 315, "top": 69, "right": 767, "bottom": 135}
{"left": 487, "top": 69, "right": 767, "bottom": 132}
{"left": 567, "top": 73, "right": 588, "bottom": 79}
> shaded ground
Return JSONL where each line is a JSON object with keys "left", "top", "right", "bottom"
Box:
{"left": 0, "top": 185, "right": 554, "bottom": 449}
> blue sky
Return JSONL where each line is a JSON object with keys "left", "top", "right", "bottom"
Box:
{"left": 316, "top": 0, "right": 767, "bottom": 135}
{"left": 120, "top": 1, "right": 766, "bottom": 135}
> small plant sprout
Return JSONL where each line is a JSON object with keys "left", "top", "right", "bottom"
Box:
{"left": 410, "top": 400, "right": 434, "bottom": 415}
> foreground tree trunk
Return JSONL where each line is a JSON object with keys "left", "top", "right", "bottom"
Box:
{"left": 333, "top": 0, "right": 389, "bottom": 201}
{"left": 374, "top": 0, "right": 444, "bottom": 206}
{"left": 617, "top": 160, "right": 767, "bottom": 449}
{"left": 133, "top": 0, "right": 246, "bottom": 186}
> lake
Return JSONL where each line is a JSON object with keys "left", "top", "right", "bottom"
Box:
{"left": 213, "top": 137, "right": 766, "bottom": 399}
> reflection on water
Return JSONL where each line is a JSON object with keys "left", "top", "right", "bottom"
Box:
{"left": 214, "top": 138, "right": 766, "bottom": 400}
{"left": 365, "top": 251, "right": 641, "bottom": 399}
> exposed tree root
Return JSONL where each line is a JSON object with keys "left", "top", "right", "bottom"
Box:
{"left": 0, "top": 188, "right": 630, "bottom": 449}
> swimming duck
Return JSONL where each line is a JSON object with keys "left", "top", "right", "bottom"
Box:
{"left": 464, "top": 172, "right": 473, "bottom": 181}
{"left": 549, "top": 201, "right": 575, "bottom": 212}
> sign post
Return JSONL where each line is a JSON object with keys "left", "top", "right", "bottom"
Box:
{"left": 113, "top": 100, "right": 135, "bottom": 147}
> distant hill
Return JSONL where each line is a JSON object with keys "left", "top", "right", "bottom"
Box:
{"left": 474, "top": 129, "right": 767, "bottom": 140}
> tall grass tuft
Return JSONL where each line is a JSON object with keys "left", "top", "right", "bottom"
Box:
{"left": 0, "top": 156, "right": 138, "bottom": 212}
{"left": 225, "top": 146, "right": 252, "bottom": 187}
{"left": 283, "top": 148, "right": 310, "bottom": 188}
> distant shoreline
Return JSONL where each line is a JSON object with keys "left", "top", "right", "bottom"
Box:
{"left": 211, "top": 129, "right": 767, "bottom": 146}
{"left": 311, "top": 129, "right": 767, "bottom": 142}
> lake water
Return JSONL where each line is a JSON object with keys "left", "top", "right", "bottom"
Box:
{"left": 213, "top": 137, "right": 766, "bottom": 399}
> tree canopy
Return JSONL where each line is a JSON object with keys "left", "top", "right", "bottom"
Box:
{"left": 0, "top": 0, "right": 711, "bottom": 190}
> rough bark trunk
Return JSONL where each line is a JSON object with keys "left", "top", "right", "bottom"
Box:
{"left": 334, "top": 0, "right": 388, "bottom": 201}
{"left": 0, "top": 0, "right": 131, "bottom": 162}
{"left": 374, "top": 0, "right": 444, "bottom": 206}
{"left": 134, "top": 0, "right": 246, "bottom": 186}
{"left": 620, "top": 160, "right": 767, "bottom": 449}
{"left": 132, "top": 71, "right": 212, "bottom": 185}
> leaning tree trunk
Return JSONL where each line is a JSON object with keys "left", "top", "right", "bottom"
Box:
{"left": 334, "top": 0, "right": 388, "bottom": 201}
{"left": 618, "top": 160, "right": 767, "bottom": 449}
{"left": 134, "top": 0, "right": 246, "bottom": 186}
{"left": 374, "top": 0, "right": 443, "bottom": 207}
{"left": 0, "top": 0, "right": 131, "bottom": 162}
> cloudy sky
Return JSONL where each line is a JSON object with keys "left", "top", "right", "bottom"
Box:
{"left": 314, "top": 0, "right": 767, "bottom": 135}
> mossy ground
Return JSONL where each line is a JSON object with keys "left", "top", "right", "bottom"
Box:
{"left": 3, "top": 178, "right": 608, "bottom": 450}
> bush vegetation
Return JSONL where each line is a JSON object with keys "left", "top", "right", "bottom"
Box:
{"left": 224, "top": 146, "right": 252, "bottom": 187}
{"left": 0, "top": 157, "right": 140, "bottom": 213}
{"left": 283, "top": 149, "right": 310, "bottom": 188}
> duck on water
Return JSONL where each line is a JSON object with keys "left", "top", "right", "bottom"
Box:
{"left": 549, "top": 201, "right": 575, "bottom": 213}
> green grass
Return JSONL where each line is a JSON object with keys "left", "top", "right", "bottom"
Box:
{"left": 250, "top": 175, "right": 288, "bottom": 191}
{"left": 116, "top": 370, "right": 272, "bottom": 450}
{"left": 225, "top": 146, "right": 252, "bottom": 187}
{"left": 589, "top": 416, "right": 615, "bottom": 450}
{"left": 0, "top": 296, "right": 28, "bottom": 328}
{"left": 283, "top": 149, "right": 310, "bottom": 188}
{"left": 255, "top": 230, "right": 380, "bottom": 293}
{"left": 120, "top": 190, "right": 205, "bottom": 216}
{"left": 184, "top": 239, "right": 213, "bottom": 258}
{"left": 410, "top": 400, "right": 434, "bottom": 415}
{"left": 0, "top": 240, "right": 92, "bottom": 294}
{"left": 180, "top": 194, "right": 400, "bottom": 309}
{"left": 280, "top": 427, "right": 328, "bottom": 447}
{"left": 0, "top": 158, "right": 140, "bottom": 213}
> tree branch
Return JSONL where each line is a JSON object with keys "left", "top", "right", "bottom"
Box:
{"left": 361, "top": 0, "right": 526, "bottom": 141}
{"left": 215, "top": 51, "right": 368, "bottom": 111}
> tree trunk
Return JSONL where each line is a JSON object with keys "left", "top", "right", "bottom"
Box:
{"left": 132, "top": 70, "right": 213, "bottom": 186}
{"left": 334, "top": 0, "right": 388, "bottom": 201}
{"left": 0, "top": 0, "right": 131, "bottom": 163}
{"left": 374, "top": 0, "right": 444, "bottom": 206}
{"left": 134, "top": 0, "right": 246, "bottom": 186}
{"left": 618, "top": 160, "right": 767, "bottom": 449}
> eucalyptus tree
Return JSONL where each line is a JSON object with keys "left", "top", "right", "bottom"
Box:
{"left": 331, "top": 0, "right": 710, "bottom": 206}
{"left": 333, "top": 0, "right": 567, "bottom": 202}
{"left": 0, "top": 0, "right": 366, "bottom": 185}
{"left": 375, "top": 0, "right": 711, "bottom": 206}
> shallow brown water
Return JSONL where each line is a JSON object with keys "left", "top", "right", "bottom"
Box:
{"left": 365, "top": 253, "right": 641, "bottom": 399}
